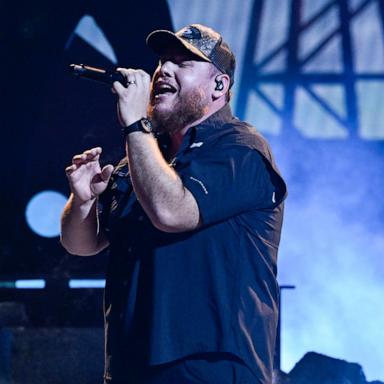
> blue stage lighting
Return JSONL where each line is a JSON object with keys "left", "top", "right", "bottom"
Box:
{"left": 69, "top": 279, "right": 106, "bottom": 289}
{"left": 25, "top": 190, "right": 68, "bottom": 238}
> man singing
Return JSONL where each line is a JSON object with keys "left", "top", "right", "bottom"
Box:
{"left": 61, "top": 24, "right": 287, "bottom": 384}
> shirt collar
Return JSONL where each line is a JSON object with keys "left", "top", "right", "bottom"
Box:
{"left": 180, "top": 104, "right": 234, "bottom": 152}
{"left": 157, "top": 103, "right": 234, "bottom": 159}
{"left": 194, "top": 103, "right": 234, "bottom": 138}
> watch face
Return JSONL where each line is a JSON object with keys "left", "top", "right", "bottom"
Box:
{"left": 141, "top": 118, "right": 152, "bottom": 133}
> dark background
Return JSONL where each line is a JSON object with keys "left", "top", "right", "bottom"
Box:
{"left": 0, "top": 0, "right": 173, "bottom": 277}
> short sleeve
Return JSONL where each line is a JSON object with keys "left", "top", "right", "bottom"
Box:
{"left": 178, "top": 146, "right": 284, "bottom": 226}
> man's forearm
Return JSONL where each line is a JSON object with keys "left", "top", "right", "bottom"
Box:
{"left": 125, "top": 132, "right": 200, "bottom": 232}
{"left": 60, "top": 193, "right": 109, "bottom": 256}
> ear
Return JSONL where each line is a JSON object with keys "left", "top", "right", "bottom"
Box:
{"left": 212, "top": 74, "right": 230, "bottom": 100}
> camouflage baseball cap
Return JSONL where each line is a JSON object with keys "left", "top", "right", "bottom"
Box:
{"left": 146, "top": 24, "right": 236, "bottom": 88}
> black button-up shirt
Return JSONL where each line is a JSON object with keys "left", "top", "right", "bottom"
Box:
{"left": 99, "top": 104, "right": 287, "bottom": 384}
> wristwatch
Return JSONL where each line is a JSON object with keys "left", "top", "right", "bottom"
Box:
{"left": 122, "top": 118, "right": 153, "bottom": 136}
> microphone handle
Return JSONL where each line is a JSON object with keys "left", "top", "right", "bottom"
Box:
{"left": 69, "top": 64, "right": 126, "bottom": 86}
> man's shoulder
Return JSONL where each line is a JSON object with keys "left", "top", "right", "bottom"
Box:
{"left": 223, "top": 119, "right": 265, "bottom": 141}
{"left": 213, "top": 118, "right": 273, "bottom": 157}
{"left": 198, "top": 105, "right": 264, "bottom": 148}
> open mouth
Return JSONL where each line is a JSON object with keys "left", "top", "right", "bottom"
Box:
{"left": 154, "top": 82, "right": 178, "bottom": 98}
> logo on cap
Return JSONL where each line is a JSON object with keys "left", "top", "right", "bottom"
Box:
{"left": 180, "top": 26, "right": 202, "bottom": 40}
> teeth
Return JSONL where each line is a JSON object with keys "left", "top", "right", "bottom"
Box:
{"left": 156, "top": 83, "right": 176, "bottom": 95}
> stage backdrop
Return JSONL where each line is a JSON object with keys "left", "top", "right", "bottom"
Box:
{"left": 0, "top": 0, "right": 383, "bottom": 381}
{"left": 168, "top": 0, "right": 383, "bottom": 380}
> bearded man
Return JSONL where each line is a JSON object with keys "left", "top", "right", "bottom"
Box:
{"left": 61, "top": 24, "right": 287, "bottom": 384}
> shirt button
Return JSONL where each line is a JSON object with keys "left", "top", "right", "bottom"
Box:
{"left": 138, "top": 215, "right": 144, "bottom": 222}
{"left": 127, "top": 247, "right": 132, "bottom": 253}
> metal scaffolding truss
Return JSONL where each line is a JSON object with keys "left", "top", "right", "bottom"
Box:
{"left": 236, "top": 0, "right": 384, "bottom": 139}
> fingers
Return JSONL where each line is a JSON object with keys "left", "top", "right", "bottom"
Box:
{"left": 65, "top": 164, "right": 77, "bottom": 176}
{"left": 100, "top": 164, "right": 114, "bottom": 183}
{"left": 72, "top": 147, "right": 102, "bottom": 165}
{"left": 112, "top": 68, "right": 151, "bottom": 127}
{"left": 65, "top": 147, "right": 102, "bottom": 176}
{"left": 113, "top": 68, "right": 151, "bottom": 95}
{"left": 112, "top": 80, "right": 126, "bottom": 95}
{"left": 116, "top": 68, "right": 150, "bottom": 84}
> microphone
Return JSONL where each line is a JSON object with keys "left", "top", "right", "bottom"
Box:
{"left": 68, "top": 64, "right": 126, "bottom": 86}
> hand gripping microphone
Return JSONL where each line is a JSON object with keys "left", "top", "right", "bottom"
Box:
{"left": 68, "top": 64, "right": 126, "bottom": 86}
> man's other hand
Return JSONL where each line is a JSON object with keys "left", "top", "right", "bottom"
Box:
{"left": 65, "top": 147, "right": 114, "bottom": 203}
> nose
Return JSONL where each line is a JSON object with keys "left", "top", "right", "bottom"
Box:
{"left": 158, "top": 59, "right": 176, "bottom": 78}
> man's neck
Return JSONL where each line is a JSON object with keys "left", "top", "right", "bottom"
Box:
{"left": 168, "top": 131, "right": 184, "bottom": 158}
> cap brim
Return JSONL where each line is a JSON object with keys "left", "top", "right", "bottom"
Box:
{"left": 146, "top": 30, "right": 211, "bottom": 63}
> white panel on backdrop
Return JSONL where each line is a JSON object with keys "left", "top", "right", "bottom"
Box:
{"left": 311, "top": 84, "right": 346, "bottom": 118}
{"left": 301, "top": 0, "right": 333, "bottom": 23}
{"left": 299, "top": 2, "right": 339, "bottom": 61}
{"left": 294, "top": 86, "right": 348, "bottom": 138}
{"left": 299, "top": 5, "right": 343, "bottom": 73}
{"left": 352, "top": 1, "right": 384, "bottom": 138}
{"left": 245, "top": 88, "right": 283, "bottom": 135}
{"left": 357, "top": 81, "right": 384, "bottom": 139}
{"left": 255, "top": 0, "right": 290, "bottom": 65}
{"left": 302, "top": 36, "right": 343, "bottom": 73}
{"left": 74, "top": 15, "right": 117, "bottom": 64}
{"left": 351, "top": 0, "right": 384, "bottom": 73}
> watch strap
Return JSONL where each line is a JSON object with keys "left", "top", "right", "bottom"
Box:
{"left": 121, "top": 118, "right": 152, "bottom": 136}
